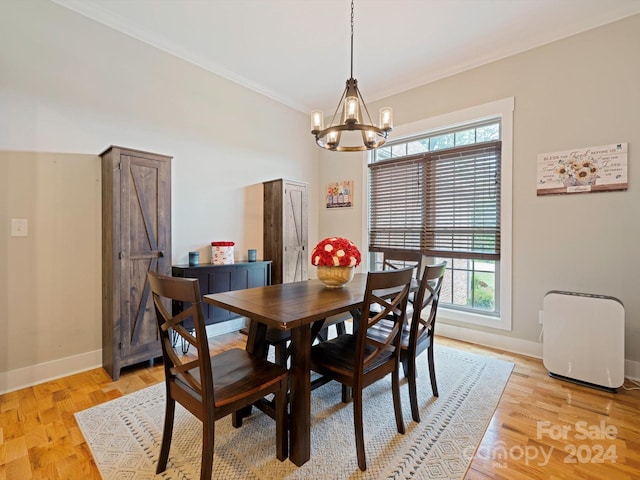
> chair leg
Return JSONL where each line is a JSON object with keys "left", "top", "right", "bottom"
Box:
{"left": 427, "top": 344, "right": 438, "bottom": 397}
{"left": 407, "top": 358, "right": 420, "bottom": 423}
{"left": 274, "top": 342, "right": 288, "bottom": 366}
{"left": 232, "top": 405, "right": 252, "bottom": 427}
{"left": 336, "top": 321, "right": 346, "bottom": 335}
{"left": 275, "top": 378, "right": 288, "bottom": 461}
{"left": 156, "top": 396, "right": 176, "bottom": 474}
{"left": 200, "top": 420, "right": 214, "bottom": 480}
{"left": 341, "top": 384, "right": 353, "bottom": 403}
{"left": 392, "top": 364, "right": 406, "bottom": 434}
{"left": 353, "top": 388, "right": 367, "bottom": 471}
{"left": 401, "top": 357, "right": 410, "bottom": 377}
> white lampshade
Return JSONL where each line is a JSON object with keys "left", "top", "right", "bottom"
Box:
{"left": 311, "top": 110, "right": 324, "bottom": 132}
{"left": 379, "top": 107, "right": 393, "bottom": 130}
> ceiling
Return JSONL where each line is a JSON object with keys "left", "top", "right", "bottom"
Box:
{"left": 53, "top": 0, "right": 640, "bottom": 114}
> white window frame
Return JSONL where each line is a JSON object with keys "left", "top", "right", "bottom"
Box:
{"left": 365, "top": 97, "right": 514, "bottom": 330}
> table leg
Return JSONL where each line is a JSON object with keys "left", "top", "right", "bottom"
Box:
{"left": 288, "top": 324, "right": 311, "bottom": 466}
{"left": 245, "top": 319, "right": 268, "bottom": 357}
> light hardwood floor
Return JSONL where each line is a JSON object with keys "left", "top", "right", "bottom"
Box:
{"left": 1, "top": 333, "right": 639, "bottom": 479}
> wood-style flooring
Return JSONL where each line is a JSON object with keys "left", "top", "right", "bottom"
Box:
{"left": 1, "top": 333, "right": 639, "bottom": 479}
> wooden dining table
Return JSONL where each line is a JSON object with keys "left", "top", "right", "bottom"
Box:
{"left": 203, "top": 273, "right": 370, "bottom": 466}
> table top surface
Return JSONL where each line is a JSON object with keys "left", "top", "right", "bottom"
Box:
{"left": 203, "top": 273, "right": 368, "bottom": 330}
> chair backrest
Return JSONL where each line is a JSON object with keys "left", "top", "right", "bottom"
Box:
{"left": 147, "top": 271, "right": 214, "bottom": 406}
{"left": 409, "top": 261, "right": 447, "bottom": 347}
{"left": 379, "top": 248, "right": 424, "bottom": 280}
{"left": 356, "top": 267, "right": 414, "bottom": 380}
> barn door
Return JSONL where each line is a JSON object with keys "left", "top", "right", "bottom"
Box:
{"left": 120, "top": 153, "right": 171, "bottom": 358}
{"left": 283, "top": 181, "right": 308, "bottom": 283}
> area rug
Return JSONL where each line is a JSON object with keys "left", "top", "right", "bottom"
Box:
{"left": 75, "top": 346, "right": 513, "bottom": 479}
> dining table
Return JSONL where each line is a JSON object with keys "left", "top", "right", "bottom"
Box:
{"left": 203, "top": 273, "right": 370, "bottom": 467}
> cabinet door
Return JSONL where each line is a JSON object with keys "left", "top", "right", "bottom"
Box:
{"left": 284, "top": 181, "right": 308, "bottom": 283}
{"left": 206, "top": 266, "right": 234, "bottom": 322}
{"left": 233, "top": 263, "right": 271, "bottom": 290}
{"left": 120, "top": 153, "right": 170, "bottom": 359}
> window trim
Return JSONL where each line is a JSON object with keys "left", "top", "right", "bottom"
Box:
{"left": 366, "top": 97, "right": 514, "bottom": 331}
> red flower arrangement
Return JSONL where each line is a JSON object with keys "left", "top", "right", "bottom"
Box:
{"left": 311, "top": 237, "right": 361, "bottom": 267}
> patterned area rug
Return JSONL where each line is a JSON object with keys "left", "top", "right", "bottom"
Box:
{"left": 75, "top": 346, "right": 513, "bottom": 479}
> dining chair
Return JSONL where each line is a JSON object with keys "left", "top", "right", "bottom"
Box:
{"left": 372, "top": 248, "right": 424, "bottom": 314}
{"left": 309, "top": 267, "right": 414, "bottom": 471}
{"left": 380, "top": 248, "right": 425, "bottom": 278}
{"left": 368, "top": 261, "right": 447, "bottom": 422}
{"left": 147, "top": 272, "right": 289, "bottom": 480}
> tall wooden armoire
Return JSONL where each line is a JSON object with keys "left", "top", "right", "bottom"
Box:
{"left": 101, "top": 146, "right": 172, "bottom": 380}
{"left": 263, "top": 179, "right": 308, "bottom": 284}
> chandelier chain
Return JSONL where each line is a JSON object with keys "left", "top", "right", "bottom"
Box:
{"left": 350, "top": 0, "right": 354, "bottom": 78}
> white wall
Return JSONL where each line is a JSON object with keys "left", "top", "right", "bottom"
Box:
{"left": 0, "top": 0, "right": 319, "bottom": 392}
{"left": 318, "top": 14, "right": 640, "bottom": 371}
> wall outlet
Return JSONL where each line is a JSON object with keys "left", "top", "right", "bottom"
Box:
{"left": 11, "top": 218, "right": 28, "bottom": 237}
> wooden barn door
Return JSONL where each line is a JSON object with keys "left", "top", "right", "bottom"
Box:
{"left": 120, "top": 152, "right": 171, "bottom": 359}
{"left": 283, "top": 181, "right": 308, "bottom": 283}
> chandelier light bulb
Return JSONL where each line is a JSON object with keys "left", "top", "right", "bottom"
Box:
{"left": 364, "top": 129, "right": 376, "bottom": 144}
{"left": 327, "top": 130, "right": 339, "bottom": 147}
{"left": 380, "top": 107, "right": 393, "bottom": 130}
{"left": 346, "top": 96, "right": 358, "bottom": 122}
{"left": 311, "top": 110, "right": 324, "bottom": 132}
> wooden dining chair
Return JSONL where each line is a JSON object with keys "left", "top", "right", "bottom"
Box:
{"left": 371, "top": 248, "right": 424, "bottom": 314}
{"left": 147, "top": 272, "right": 288, "bottom": 480}
{"left": 368, "top": 261, "right": 447, "bottom": 422}
{"left": 309, "top": 267, "right": 414, "bottom": 471}
{"left": 380, "top": 248, "right": 425, "bottom": 278}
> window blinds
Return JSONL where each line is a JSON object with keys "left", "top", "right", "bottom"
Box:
{"left": 369, "top": 141, "right": 501, "bottom": 260}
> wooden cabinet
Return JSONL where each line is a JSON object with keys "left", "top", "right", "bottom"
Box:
{"left": 171, "top": 261, "right": 272, "bottom": 327}
{"left": 101, "top": 146, "right": 172, "bottom": 380}
{"left": 263, "top": 179, "right": 308, "bottom": 284}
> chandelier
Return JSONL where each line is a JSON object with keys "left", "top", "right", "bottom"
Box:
{"left": 310, "top": 0, "right": 392, "bottom": 152}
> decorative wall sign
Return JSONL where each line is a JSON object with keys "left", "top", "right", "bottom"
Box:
{"left": 537, "top": 143, "right": 628, "bottom": 195}
{"left": 326, "top": 180, "right": 354, "bottom": 208}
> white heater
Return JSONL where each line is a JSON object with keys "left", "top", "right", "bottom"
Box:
{"left": 542, "top": 290, "right": 624, "bottom": 391}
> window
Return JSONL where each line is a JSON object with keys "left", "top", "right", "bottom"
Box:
{"left": 367, "top": 98, "right": 513, "bottom": 330}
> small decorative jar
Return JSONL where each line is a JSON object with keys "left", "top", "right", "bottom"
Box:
{"left": 211, "top": 241, "right": 235, "bottom": 265}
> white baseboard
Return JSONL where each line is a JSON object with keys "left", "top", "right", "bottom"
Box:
{"left": 437, "top": 323, "right": 640, "bottom": 382}
{"left": 0, "top": 349, "right": 102, "bottom": 395}
{"left": 206, "top": 317, "right": 247, "bottom": 336}
{"left": 436, "top": 322, "right": 543, "bottom": 359}
{"left": 0, "top": 319, "right": 248, "bottom": 395}
{"left": 625, "top": 359, "right": 640, "bottom": 382}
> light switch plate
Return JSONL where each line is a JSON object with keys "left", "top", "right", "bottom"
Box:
{"left": 11, "top": 218, "right": 28, "bottom": 237}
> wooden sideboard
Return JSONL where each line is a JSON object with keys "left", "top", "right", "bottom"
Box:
{"left": 171, "top": 261, "right": 272, "bottom": 327}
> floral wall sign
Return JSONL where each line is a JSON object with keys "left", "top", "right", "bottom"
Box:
{"left": 326, "top": 180, "right": 354, "bottom": 208}
{"left": 537, "top": 143, "right": 628, "bottom": 195}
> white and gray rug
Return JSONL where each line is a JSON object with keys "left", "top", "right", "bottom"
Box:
{"left": 75, "top": 346, "right": 513, "bottom": 480}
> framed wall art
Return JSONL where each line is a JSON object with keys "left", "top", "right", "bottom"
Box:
{"left": 537, "top": 142, "right": 628, "bottom": 196}
{"left": 326, "top": 180, "right": 354, "bottom": 208}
